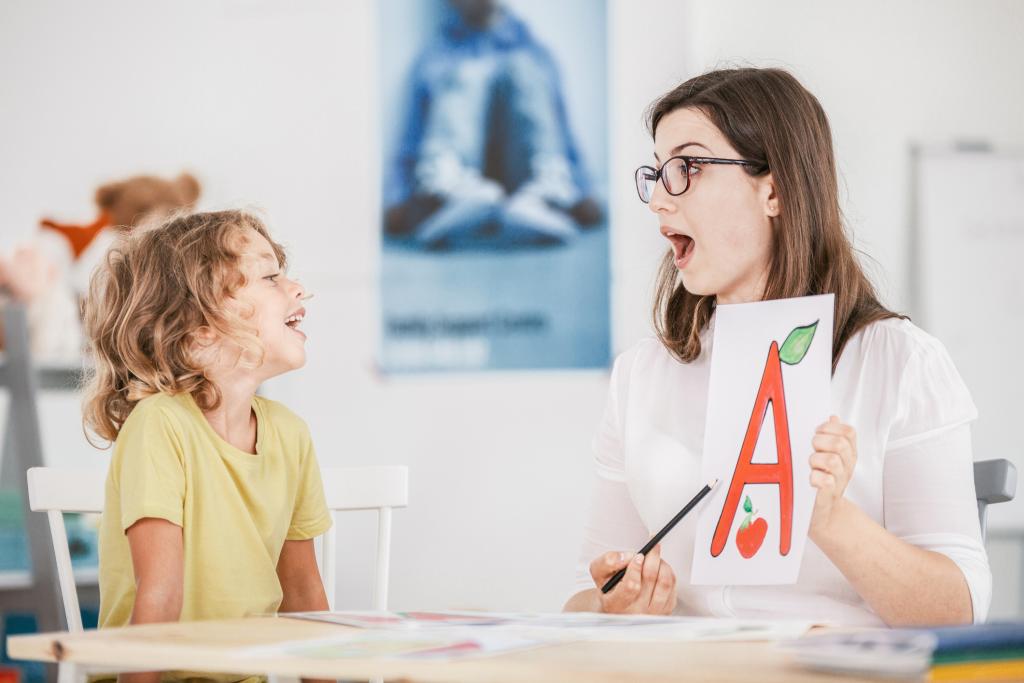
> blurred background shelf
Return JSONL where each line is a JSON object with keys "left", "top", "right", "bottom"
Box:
{"left": 0, "top": 303, "right": 95, "bottom": 683}
{"left": 0, "top": 569, "right": 98, "bottom": 592}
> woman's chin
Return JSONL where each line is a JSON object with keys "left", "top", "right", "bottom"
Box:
{"left": 678, "top": 271, "right": 712, "bottom": 296}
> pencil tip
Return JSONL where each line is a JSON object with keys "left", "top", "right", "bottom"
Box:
{"left": 709, "top": 478, "right": 719, "bottom": 488}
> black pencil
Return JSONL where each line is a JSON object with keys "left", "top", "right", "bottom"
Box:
{"left": 600, "top": 478, "right": 719, "bottom": 594}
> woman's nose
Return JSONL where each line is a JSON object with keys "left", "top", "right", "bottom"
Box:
{"left": 647, "top": 180, "right": 675, "bottom": 214}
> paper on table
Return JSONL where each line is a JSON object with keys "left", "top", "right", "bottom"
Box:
{"left": 254, "top": 629, "right": 546, "bottom": 661}
{"left": 691, "top": 295, "right": 833, "bottom": 585}
{"left": 283, "top": 611, "right": 813, "bottom": 643}
{"left": 283, "top": 610, "right": 509, "bottom": 629}
{"left": 560, "top": 615, "right": 814, "bottom": 642}
{"left": 242, "top": 627, "right": 547, "bottom": 661}
{"left": 286, "top": 610, "right": 720, "bottom": 631}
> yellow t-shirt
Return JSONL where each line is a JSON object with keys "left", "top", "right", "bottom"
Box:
{"left": 98, "top": 391, "right": 332, "bottom": 629}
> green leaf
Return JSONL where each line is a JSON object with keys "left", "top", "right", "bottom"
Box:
{"left": 743, "top": 495, "right": 752, "bottom": 513}
{"left": 779, "top": 320, "right": 819, "bottom": 365}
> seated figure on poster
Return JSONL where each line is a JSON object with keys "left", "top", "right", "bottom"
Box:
{"left": 384, "top": 0, "right": 602, "bottom": 249}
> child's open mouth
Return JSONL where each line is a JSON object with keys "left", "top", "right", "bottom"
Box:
{"left": 285, "top": 308, "right": 306, "bottom": 339}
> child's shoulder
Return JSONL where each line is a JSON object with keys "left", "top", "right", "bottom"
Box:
{"left": 253, "top": 395, "right": 310, "bottom": 438}
{"left": 114, "top": 393, "right": 196, "bottom": 453}
{"left": 122, "top": 392, "right": 192, "bottom": 429}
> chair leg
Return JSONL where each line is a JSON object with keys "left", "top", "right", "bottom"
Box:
{"left": 373, "top": 508, "right": 392, "bottom": 611}
{"left": 57, "top": 662, "right": 81, "bottom": 683}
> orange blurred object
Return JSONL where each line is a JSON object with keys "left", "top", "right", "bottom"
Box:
{"left": 39, "top": 211, "right": 111, "bottom": 260}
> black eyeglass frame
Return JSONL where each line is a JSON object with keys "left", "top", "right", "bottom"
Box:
{"left": 634, "top": 155, "right": 760, "bottom": 203}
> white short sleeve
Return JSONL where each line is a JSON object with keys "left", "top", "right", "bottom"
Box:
{"left": 884, "top": 332, "right": 990, "bottom": 623}
{"left": 887, "top": 334, "right": 978, "bottom": 449}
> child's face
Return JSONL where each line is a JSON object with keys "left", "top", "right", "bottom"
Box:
{"left": 234, "top": 229, "right": 308, "bottom": 378}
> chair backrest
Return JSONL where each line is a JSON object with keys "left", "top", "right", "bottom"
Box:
{"left": 26, "top": 464, "right": 409, "bottom": 633}
{"left": 975, "top": 459, "right": 1017, "bottom": 542}
{"left": 25, "top": 467, "right": 106, "bottom": 632}
{"left": 317, "top": 466, "right": 409, "bottom": 611}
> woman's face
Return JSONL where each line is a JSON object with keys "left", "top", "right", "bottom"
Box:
{"left": 649, "top": 107, "right": 778, "bottom": 304}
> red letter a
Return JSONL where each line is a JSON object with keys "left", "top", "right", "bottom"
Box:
{"left": 710, "top": 341, "right": 794, "bottom": 557}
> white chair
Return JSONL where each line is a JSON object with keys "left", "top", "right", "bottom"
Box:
{"left": 26, "top": 467, "right": 107, "bottom": 683}
{"left": 26, "top": 465, "right": 408, "bottom": 681}
{"left": 316, "top": 465, "right": 409, "bottom": 610}
{"left": 25, "top": 466, "right": 107, "bottom": 634}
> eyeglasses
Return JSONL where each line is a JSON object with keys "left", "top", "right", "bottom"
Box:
{"left": 634, "top": 155, "right": 760, "bottom": 203}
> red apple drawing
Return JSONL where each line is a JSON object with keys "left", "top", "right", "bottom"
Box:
{"left": 736, "top": 495, "right": 767, "bottom": 558}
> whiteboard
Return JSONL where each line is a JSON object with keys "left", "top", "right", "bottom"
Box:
{"left": 913, "top": 146, "right": 1024, "bottom": 530}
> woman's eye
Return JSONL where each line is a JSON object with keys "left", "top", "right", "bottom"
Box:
{"left": 688, "top": 164, "right": 703, "bottom": 176}
{"left": 264, "top": 273, "right": 280, "bottom": 283}
{"left": 668, "top": 162, "right": 689, "bottom": 181}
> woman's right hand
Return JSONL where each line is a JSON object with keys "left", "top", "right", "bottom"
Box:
{"left": 589, "top": 544, "right": 677, "bottom": 615}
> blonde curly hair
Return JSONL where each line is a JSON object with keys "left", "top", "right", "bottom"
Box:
{"left": 82, "top": 209, "right": 286, "bottom": 445}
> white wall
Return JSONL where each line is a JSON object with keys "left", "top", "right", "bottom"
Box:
{"left": 2, "top": 0, "right": 1022, "bottom": 614}
{"left": 0, "top": 0, "right": 682, "bottom": 611}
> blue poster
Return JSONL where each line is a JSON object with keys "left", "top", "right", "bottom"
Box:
{"left": 379, "top": 0, "right": 610, "bottom": 372}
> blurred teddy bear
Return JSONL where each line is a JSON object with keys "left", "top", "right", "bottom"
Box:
{"left": 0, "top": 172, "right": 201, "bottom": 360}
{"left": 95, "top": 172, "right": 200, "bottom": 234}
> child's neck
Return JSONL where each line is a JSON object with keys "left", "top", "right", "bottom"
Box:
{"left": 202, "top": 372, "right": 262, "bottom": 455}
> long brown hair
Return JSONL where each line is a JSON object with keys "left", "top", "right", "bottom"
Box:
{"left": 648, "top": 67, "right": 904, "bottom": 371}
{"left": 82, "top": 210, "right": 286, "bottom": 445}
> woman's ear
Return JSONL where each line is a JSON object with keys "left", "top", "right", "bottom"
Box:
{"left": 761, "top": 173, "right": 780, "bottom": 218}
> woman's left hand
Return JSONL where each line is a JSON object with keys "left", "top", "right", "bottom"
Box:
{"left": 808, "top": 415, "right": 857, "bottom": 540}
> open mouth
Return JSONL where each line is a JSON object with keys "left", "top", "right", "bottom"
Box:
{"left": 284, "top": 308, "right": 306, "bottom": 337}
{"left": 666, "top": 232, "right": 695, "bottom": 266}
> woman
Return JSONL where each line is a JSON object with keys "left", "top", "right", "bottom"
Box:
{"left": 565, "top": 68, "right": 989, "bottom": 626}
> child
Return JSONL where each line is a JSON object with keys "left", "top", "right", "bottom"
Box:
{"left": 82, "top": 210, "right": 331, "bottom": 681}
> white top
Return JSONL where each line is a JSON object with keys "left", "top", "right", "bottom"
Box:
{"left": 574, "top": 316, "right": 991, "bottom": 626}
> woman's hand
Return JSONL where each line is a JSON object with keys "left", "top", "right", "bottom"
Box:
{"left": 808, "top": 415, "right": 858, "bottom": 540}
{"left": 589, "top": 544, "right": 677, "bottom": 615}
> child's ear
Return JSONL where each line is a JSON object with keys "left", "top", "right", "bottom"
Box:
{"left": 189, "top": 326, "right": 220, "bottom": 367}
{"left": 194, "top": 325, "right": 216, "bottom": 342}
{"left": 190, "top": 326, "right": 219, "bottom": 351}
